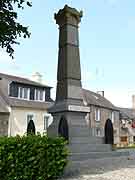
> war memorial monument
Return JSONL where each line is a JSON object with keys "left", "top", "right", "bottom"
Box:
{"left": 47, "top": 5, "right": 128, "bottom": 173}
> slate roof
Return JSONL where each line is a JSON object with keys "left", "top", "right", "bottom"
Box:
{"left": 9, "top": 97, "right": 53, "bottom": 109}
{"left": 117, "top": 107, "right": 135, "bottom": 120}
{"left": 0, "top": 73, "right": 52, "bottom": 88}
{"left": 0, "top": 92, "right": 54, "bottom": 110}
{"left": 82, "top": 89, "right": 118, "bottom": 111}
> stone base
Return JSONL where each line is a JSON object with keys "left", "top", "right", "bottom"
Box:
{"left": 47, "top": 109, "right": 90, "bottom": 141}
{"left": 62, "top": 152, "right": 130, "bottom": 177}
{"left": 47, "top": 103, "right": 128, "bottom": 176}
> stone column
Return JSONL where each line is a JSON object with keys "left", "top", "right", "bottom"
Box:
{"left": 55, "top": 5, "right": 83, "bottom": 105}
{"left": 47, "top": 5, "right": 90, "bottom": 141}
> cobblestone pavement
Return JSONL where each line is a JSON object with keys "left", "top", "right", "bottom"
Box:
{"left": 59, "top": 149, "right": 135, "bottom": 180}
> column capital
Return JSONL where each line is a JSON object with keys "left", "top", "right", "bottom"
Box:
{"left": 54, "top": 5, "right": 83, "bottom": 26}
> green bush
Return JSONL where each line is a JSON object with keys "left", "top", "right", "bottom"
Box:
{"left": 0, "top": 135, "right": 68, "bottom": 180}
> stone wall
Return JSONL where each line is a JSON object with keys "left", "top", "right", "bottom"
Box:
{"left": 86, "top": 105, "right": 120, "bottom": 144}
{"left": 0, "top": 113, "right": 9, "bottom": 136}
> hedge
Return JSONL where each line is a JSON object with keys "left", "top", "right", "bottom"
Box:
{"left": 0, "top": 134, "right": 68, "bottom": 180}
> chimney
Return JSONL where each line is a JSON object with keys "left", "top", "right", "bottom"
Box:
{"left": 97, "top": 91, "right": 104, "bottom": 97}
{"left": 31, "top": 72, "right": 42, "bottom": 83}
{"left": 132, "top": 95, "right": 135, "bottom": 109}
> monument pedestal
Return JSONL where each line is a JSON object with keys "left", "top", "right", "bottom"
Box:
{"left": 48, "top": 103, "right": 90, "bottom": 141}
{"left": 47, "top": 5, "right": 129, "bottom": 176}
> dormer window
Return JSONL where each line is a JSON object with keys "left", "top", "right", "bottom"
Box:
{"left": 34, "top": 89, "right": 45, "bottom": 101}
{"left": 18, "top": 87, "right": 30, "bottom": 100}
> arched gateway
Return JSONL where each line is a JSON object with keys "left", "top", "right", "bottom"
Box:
{"left": 104, "top": 118, "right": 114, "bottom": 145}
{"left": 58, "top": 116, "right": 69, "bottom": 141}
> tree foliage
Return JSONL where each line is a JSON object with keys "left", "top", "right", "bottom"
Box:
{"left": 0, "top": 0, "right": 32, "bottom": 58}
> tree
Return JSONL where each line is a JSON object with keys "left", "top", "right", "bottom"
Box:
{"left": 0, "top": 0, "right": 32, "bottom": 58}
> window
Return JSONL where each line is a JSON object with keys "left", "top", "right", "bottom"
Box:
{"left": 95, "top": 108, "right": 100, "bottom": 121}
{"left": 110, "top": 111, "right": 115, "bottom": 123}
{"left": 18, "top": 87, "right": 30, "bottom": 100}
{"left": 111, "top": 111, "right": 115, "bottom": 123}
{"left": 35, "top": 89, "right": 45, "bottom": 101}
{"left": 27, "top": 114, "right": 34, "bottom": 124}
{"left": 44, "top": 115, "right": 49, "bottom": 131}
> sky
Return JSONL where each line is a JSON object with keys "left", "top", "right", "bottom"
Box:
{"left": 1, "top": 0, "right": 135, "bottom": 108}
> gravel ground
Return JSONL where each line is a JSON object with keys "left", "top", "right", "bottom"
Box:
{"left": 58, "top": 149, "right": 135, "bottom": 180}
{"left": 76, "top": 168, "right": 135, "bottom": 180}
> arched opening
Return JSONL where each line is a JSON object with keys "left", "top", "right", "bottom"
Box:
{"left": 58, "top": 115, "right": 69, "bottom": 141}
{"left": 27, "top": 120, "right": 36, "bottom": 135}
{"left": 104, "top": 118, "right": 114, "bottom": 145}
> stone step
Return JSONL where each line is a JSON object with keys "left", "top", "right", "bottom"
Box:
{"left": 70, "top": 126, "right": 90, "bottom": 137}
{"left": 63, "top": 154, "right": 130, "bottom": 177}
{"left": 68, "top": 151, "right": 129, "bottom": 161}
{"left": 68, "top": 144, "right": 112, "bottom": 153}
{"left": 70, "top": 136, "right": 104, "bottom": 144}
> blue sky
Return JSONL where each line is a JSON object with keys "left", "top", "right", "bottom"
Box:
{"left": 1, "top": 0, "right": 135, "bottom": 107}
